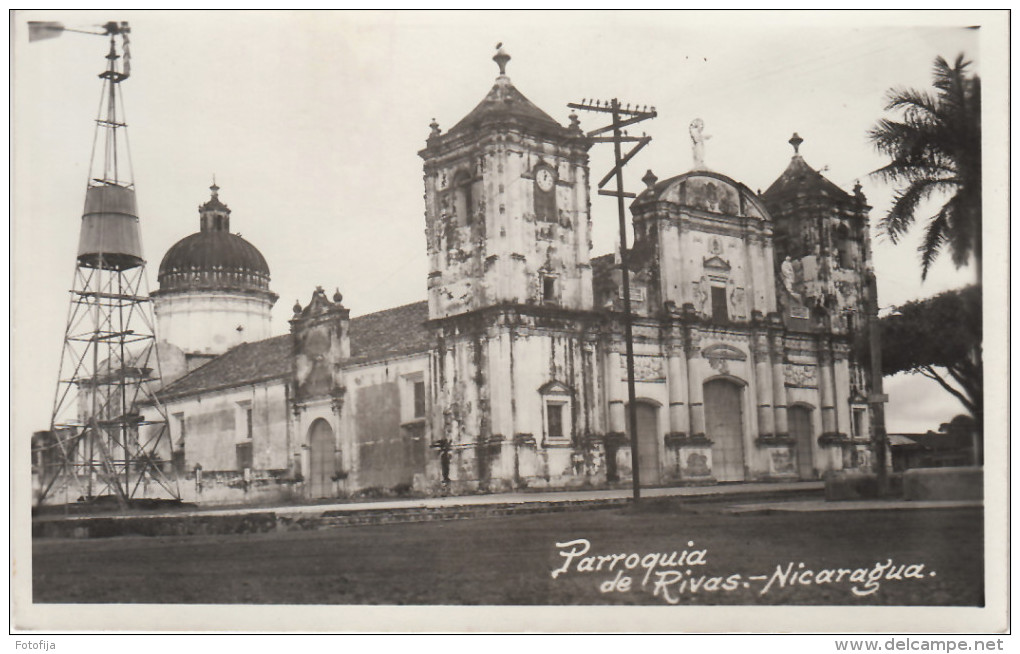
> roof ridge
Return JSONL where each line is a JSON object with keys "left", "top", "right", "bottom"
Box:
{"left": 349, "top": 299, "right": 428, "bottom": 321}
{"left": 762, "top": 155, "right": 851, "bottom": 200}
{"left": 448, "top": 77, "right": 564, "bottom": 136}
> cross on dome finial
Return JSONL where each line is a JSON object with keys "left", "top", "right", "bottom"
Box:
{"left": 210, "top": 175, "right": 219, "bottom": 197}
{"left": 493, "top": 42, "right": 510, "bottom": 76}
{"left": 789, "top": 132, "right": 803, "bottom": 155}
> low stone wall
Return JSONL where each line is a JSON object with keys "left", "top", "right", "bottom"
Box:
{"left": 823, "top": 471, "right": 903, "bottom": 500}
{"left": 902, "top": 466, "right": 983, "bottom": 501}
{"left": 33, "top": 498, "right": 629, "bottom": 539}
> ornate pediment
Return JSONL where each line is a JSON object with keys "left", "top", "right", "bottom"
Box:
{"left": 539, "top": 380, "right": 573, "bottom": 396}
{"left": 702, "top": 343, "right": 747, "bottom": 361}
{"left": 703, "top": 255, "right": 731, "bottom": 272}
{"left": 292, "top": 286, "right": 346, "bottom": 323}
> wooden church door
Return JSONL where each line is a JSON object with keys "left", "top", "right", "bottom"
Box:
{"left": 308, "top": 419, "right": 337, "bottom": 498}
{"left": 789, "top": 405, "right": 815, "bottom": 479}
{"left": 704, "top": 379, "right": 745, "bottom": 481}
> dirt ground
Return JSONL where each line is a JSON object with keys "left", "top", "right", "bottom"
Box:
{"left": 32, "top": 501, "right": 983, "bottom": 606}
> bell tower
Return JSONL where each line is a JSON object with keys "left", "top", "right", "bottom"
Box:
{"left": 419, "top": 44, "right": 593, "bottom": 319}
{"left": 417, "top": 46, "right": 604, "bottom": 493}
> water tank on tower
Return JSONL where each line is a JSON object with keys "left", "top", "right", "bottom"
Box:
{"left": 77, "top": 184, "right": 144, "bottom": 270}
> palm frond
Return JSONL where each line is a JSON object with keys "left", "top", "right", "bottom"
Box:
{"left": 945, "top": 194, "right": 975, "bottom": 269}
{"left": 882, "top": 178, "right": 959, "bottom": 242}
{"left": 870, "top": 52, "right": 981, "bottom": 278}
{"left": 870, "top": 158, "right": 956, "bottom": 185}
{"left": 885, "top": 87, "right": 940, "bottom": 118}
{"left": 919, "top": 206, "right": 951, "bottom": 280}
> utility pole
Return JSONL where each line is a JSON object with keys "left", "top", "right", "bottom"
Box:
{"left": 866, "top": 268, "right": 889, "bottom": 496}
{"left": 567, "top": 98, "right": 656, "bottom": 502}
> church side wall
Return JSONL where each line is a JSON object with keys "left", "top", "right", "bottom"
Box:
{"left": 340, "top": 354, "right": 431, "bottom": 494}
{"left": 160, "top": 379, "right": 292, "bottom": 504}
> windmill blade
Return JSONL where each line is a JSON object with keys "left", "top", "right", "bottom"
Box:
{"left": 28, "top": 20, "right": 109, "bottom": 42}
{"left": 28, "top": 21, "right": 65, "bottom": 42}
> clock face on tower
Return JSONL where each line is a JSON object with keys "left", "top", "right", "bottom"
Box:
{"left": 536, "top": 168, "right": 555, "bottom": 192}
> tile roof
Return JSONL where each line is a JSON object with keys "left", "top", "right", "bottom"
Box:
{"left": 449, "top": 77, "right": 567, "bottom": 138}
{"left": 157, "top": 334, "right": 293, "bottom": 401}
{"left": 347, "top": 300, "right": 432, "bottom": 364}
{"left": 762, "top": 155, "right": 852, "bottom": 202}
{"left": 158, "top": 300, "right": 432, "bottom": 401}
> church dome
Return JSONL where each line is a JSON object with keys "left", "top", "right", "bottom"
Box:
{"left": 155, "top": 184, "right": 274, "bottom": 297}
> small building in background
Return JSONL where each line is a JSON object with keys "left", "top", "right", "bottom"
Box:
{"left": 889, "top": 415, "right": 980, "bottom": 472}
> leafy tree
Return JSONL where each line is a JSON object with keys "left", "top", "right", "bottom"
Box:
{"left": 868, "top": 54, "right": 982, "bottom": 280}
{"left": 876, "top": 286, "right": 982, "bottom": 429}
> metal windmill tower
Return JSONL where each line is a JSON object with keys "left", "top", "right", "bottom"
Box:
{"left": 33, "top": 21, "right": 180, "bottom": 506}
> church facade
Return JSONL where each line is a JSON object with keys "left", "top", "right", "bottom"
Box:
{"left": 151, "top": 47, "right": 876, "bottom": 503}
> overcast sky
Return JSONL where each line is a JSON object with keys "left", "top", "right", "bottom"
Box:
{"left": 12, "top": 10, "right": 1004, "bottom": 438}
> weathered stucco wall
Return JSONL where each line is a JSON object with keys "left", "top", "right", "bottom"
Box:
{"left": 161, "top": 379, "right": 290, "bottom": 475}
{"left": 430, "top": 309, "right": 605, "bottom": 491}
{"left": 342, "top": 354, "right": 431, "bottom": 492}
{"left": 424, "top": 132, "right": 592, "bottom": 319}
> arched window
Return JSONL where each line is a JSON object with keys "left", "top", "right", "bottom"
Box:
{"left": 453, "top": 171, "right": 474, "bottom": 226}
{"left": 834, "top": 223, "right": 853, "bottom": 269}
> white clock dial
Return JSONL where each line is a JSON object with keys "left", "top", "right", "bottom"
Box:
{"left": 536, "top": 168, "right": 555, "bottom": 192}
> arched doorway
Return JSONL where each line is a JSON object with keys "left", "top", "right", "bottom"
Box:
{"left": 625, "top": 400, "right": 661, "bottom": 487}
{"left": 704, "top": 378, "right": 745, "bottom": 481}
{"left": 308, "top": 418, "right": 337, "bottom": 498}
{"left": 788, "top": 404, "right": 815, "bottom": 478}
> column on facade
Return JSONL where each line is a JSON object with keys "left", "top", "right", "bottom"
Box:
{"left": 444, "top": 343, "right": 458, "bottom": 444}
{"left": 832, "top": 350, "right": 851, "bottom": 437}
{"left": 770, "top": 333, "right": 788, "bottom": 437}
{"left": 686, "top": 331, "right": 706, "bottom": 437}
{"left": 819, "top": 344, "right": 837, "bottom": 435}
{"left": 489, "top": 330, "right": 516, "bottom": 480}
{"left": 667, "top": 343, "right": 689, "bottom": 435}
{"left": 607, "top": 346, "right": 625, "bottom": 434}
{"left": 754, "top": 335, "right": 774, "bottom": 437}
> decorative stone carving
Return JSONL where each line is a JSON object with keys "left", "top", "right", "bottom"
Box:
{"left": 677, "top": 446, "right": 712, "bottom": 479}
{"left": 784, "top": 363, "right": 818, "bottom": 388}
{"left": 707, "top": 356, "right": 730, "bottom": 376}
{"left": 769, "top": 447, "right": 797, "bottom": 475}
{"left": 702, "top": 343, "right": 747, "bottom": 361}
{"left": 619, "top": 354, "right": 666, "bottom": 382}
{"left": 729, "top": 285, "right": 745, "bottom": 319}
{"left": 693, "top": 275, "right": 711, "bottom": 314}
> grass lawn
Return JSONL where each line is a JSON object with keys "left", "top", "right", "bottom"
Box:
{"left": 32, "top": 500, "right": 982, "bottom": 606}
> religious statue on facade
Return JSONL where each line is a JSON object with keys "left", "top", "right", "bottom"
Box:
{"left": 689, "top": 118, "right": 711, "bottom": 170}
{"left": 780, "top": 256, "right": 801, "bottom": 303}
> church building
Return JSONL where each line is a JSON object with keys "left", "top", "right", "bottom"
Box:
{"left": 150, "top": 46, "right": 876, "bottom": 503}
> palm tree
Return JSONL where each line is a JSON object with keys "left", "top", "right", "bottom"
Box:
{"left": 868, "top": 54, "right": 981, "bottom": 280}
